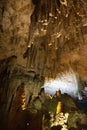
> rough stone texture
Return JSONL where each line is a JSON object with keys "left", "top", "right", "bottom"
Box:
{"left": 42, "top": 93, "right": 87, "bottom": 130}
{"left": 23, "top": 0, "right": 87, "bottom": 79}
{"left": 0, "top": 0, "right": 87, "bottom": 130}
{"left": 0, "top": 0, "right": 33, "bottom": 66}
{"left": 0, "top": 0, "right": 87, "bottom": 79}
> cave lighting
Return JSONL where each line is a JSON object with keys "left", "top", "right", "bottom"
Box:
{"left": 21, "top": 94, "right": 26, "bottom": 110}
{"left": 56, "top": 101, "right": 62, "bottom": 114}
{"left": 42, "top": 70, "right": 82, "bottom": 100}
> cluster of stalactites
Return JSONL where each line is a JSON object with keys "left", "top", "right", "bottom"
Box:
{"left": 28, "top": 0, "right": 86, "bottom": 48}
{"left": 25, "top": 0, "right": 86, "bottom": 77}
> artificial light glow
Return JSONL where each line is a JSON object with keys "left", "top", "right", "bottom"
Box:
{"left": 21, "top": 94, "right": 26, "bottom": 110}
{"left": 50, "top": 112, "right": 69, "bottom": 129}
{"left": 56, "top": 101, "right": 62, "bottom": 114}
{"left": 42, "top": 70, "right": 82, "bottom": 99}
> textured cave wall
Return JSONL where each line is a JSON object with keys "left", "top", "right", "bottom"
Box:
{"left": 0, "top": 0, "right": 39, "bottom": 129}
{"left": 24, "top": 0, "right": 87, "bottom": 79}
{"left": 0, "top": 0, "right": 87, "bottom": 99}
{"left": 0, "top": 57, "right": 44, "bottom": 130}
{"left": 0, "top": 0, "right": 87, "bottom": 129}
{"left": 0, "top": 0, "right": 87, "bottom": 112}
{"left": 0, "top": 0, "right": 87, "bottom": 78}
{"left": 0, "top": 0, "right": 34, "bottom": 65}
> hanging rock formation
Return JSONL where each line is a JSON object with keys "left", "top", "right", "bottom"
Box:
{"left": 0, "top": 0, "right": 87, "bottom": 130}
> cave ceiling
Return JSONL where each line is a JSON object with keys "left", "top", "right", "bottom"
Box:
{"left": 0, "top": 0, "right": 87, "bottom": 80}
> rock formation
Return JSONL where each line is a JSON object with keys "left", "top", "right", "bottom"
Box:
{"left": 0, "top": 0, "right": 87, "bottom": 130}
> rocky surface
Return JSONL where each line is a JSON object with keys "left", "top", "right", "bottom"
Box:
{"left": 0, "top": 0, "right": 87, "bottom": 78}
{"left": 2, "top": 86, "right": 87, "bottom": 130}
{"left": 0, "top": 0, "right": 33, "bottom": 65}
{"left": 41, "top": 93, "right": 87, "bottom": 130}
{"left": 0, "top": 0, "right": 87, "bottom": 130}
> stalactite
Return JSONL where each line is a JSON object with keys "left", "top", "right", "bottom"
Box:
{"left": 24, "top": 0, "right": 87, "bottom": 78}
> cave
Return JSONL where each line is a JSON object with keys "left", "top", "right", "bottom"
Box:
{"left": 0, "top": 0, "right": 87, "bottom": 130}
